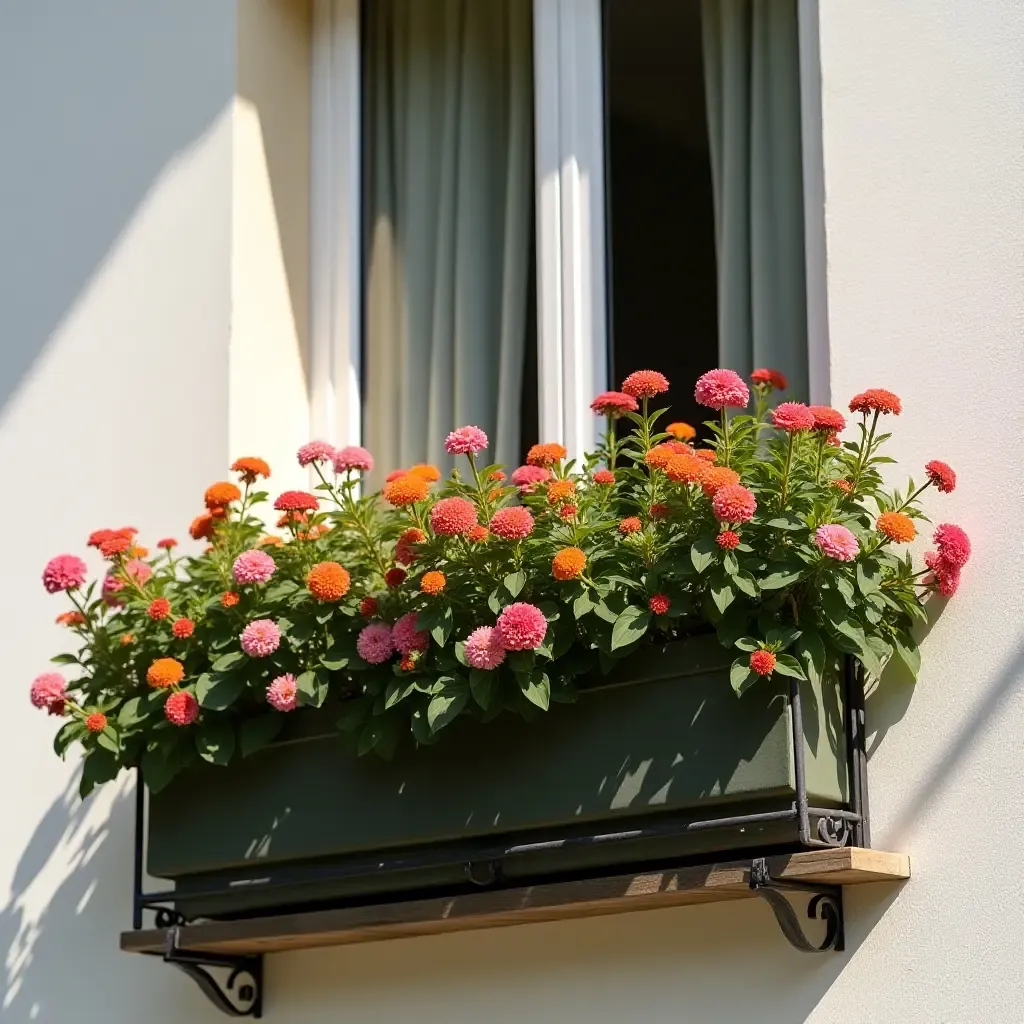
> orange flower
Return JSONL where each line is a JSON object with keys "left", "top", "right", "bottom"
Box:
{"left": 527, "top": 443, "right": 568, "bottom": 468}
{"left": 276, "top": 511, "right": 308, "bottom": 527}
{"left": 644, "top": 444, "right": 676, "bottom": 470}
{"left": 258, "top": 535, "right": 284, "bottom": 547}
{"left": 189, "top": 513, "right": 215, "bottom": 541}
{"left": 204, "top": 482, "right": 241, "bottom": 509}
{"left": 382, "top": 474, "right": 430, "bottom": 506}
{"left": 666, "top": 422, "right": 696, "bottom": 442}
{"left": 547, "top": 479, "right": 576, "bottom": 506}
{"left": 665, "top": 454, "right": 709, "bottom": 484}
{"left": 877, "top": 511, "right": 916, "bottom": 543}
{"left": 701, "top": 466, "right": 740, "bottom": 497}
{"left": 231, "top": 457, "right": 271, "bottom": 483}
{"left": 552, "top": 547, "right": 587, "bottom": 581}
{"left": 306, "top": 561, "right": 351, "bottom": 602}
{"left": 121, "top": 633, "right": 135, "bottom": 645}
{"left": 408, "top": 464, "right": 441, "bottom": 482}
{"left": 129, "top": 546, "right": 149, "bottom": 558}
{"left": 221, "top": 591, "right": 240, "bottom": 608}
{"left": 618, "top": 517, "right": 642, "bottom": 535}
{"left": 56, "top": 610, "right": 86, "bottom": 627}
{"left": 147, "top": 658, "right": 184, "bottom": 689}
{"left": 694, "top": 449, "right": 717, "bottom": 463}
{"left": 467, "top": 525, "right": 489, "bottom": 543}
{"left": 147, "top": 597, "right": 171, "bottom": 621}
{"left": 420, "top": 571, "right": 446, "bottom": 595}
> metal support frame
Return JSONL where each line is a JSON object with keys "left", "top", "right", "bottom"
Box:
{"left": 749, "top": 856, "right": 844, "bottom": 952}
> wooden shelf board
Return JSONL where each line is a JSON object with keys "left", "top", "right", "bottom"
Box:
{"left": 121, "top": 847, "right": 909, "bottom": 957}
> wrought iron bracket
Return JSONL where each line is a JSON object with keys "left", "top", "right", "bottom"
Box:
{"left": 749, "top": 858, "right": 845, "bottom": 953}
{"left": 158, "top": 926, "right": 264, "bottom": 1017}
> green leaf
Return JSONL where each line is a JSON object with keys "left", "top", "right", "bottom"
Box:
{"left": 794, "top": 628, "right": 826, "bottom": 686}
{"left": 734, "top": 636, "right": 760, "bottom": 653}
{"left": 410, "top": 709, "right": 437, "bottom": 746}
{"left": 118, "top": 692, "right": 163, "bottom": 727}
{"left": 96, "top": 727, "right": 120, "bottom": 755}
{"left": 772, "top": 653, "right": 807, "bottom": 680}
{"left": 573, "top": 589, "right": 596, "bottom": 619}
{"left": 611, "top": 606, "right": 651, "bottom": 651}
{"left": 710, "top": 573, "right": 735, "bottom": 615}
{"left": 766, "top": 627, "right": 801, "bottom": 650}
{"left": 315, "top": 605, "right": 335, "bottom": 624}
{"left": 856, "top": 561, "right": 881, "bottom": 596}
{"left": 384, "top": 679, "right": 416, "bottom": 709}
{"left": 264, "top": 581, "right": 299, "bottom": 603}
{"left": 50, "top": 652, "right": 81, "bottom": 666}
{"left": 211, "top": 651, "right": 245, "bottom": 673}
{"left": 454, "top": 641, "right": 469, "bottom": 667}
{"left": 691, "top": 536, "right": 716, "bottom": 574}
{"left": 733, "top": 572, "right": 759, "bottom": 598}
{"left": 893, "top": 635, "right": 921, "bottom": 680}
{"left": 766, "top": 515, "right": 805, "bottom": 531}
{"left": 723, "top": 552, "right": 739, "bottom": 576}
{"left": 487, "top": 589, "right": 503, "bottom": 616}
{"left": 319, "top": 652, "right": 348, "bottom": 672}
{"left": 54, "top": 720, "right": 85, "bottom": 758}
{"left": 296, "top": 669, "right": 329, "bottom": 709}
{"left": 730, "top": 659, "right": 756, "bottom": 696}
{"left": 196, "top": 720, "right": 236, "bottom": 765}
{"left": 430, "top": 605, "right": 454, "bottom": 647}
{"left": 239, "top": 714, "right": 284, "bottom": 757}
{"left": 520, "top": 669, "right": 551, "bottom": 710}
{"left": 196, "top": 672, "right": 244, "bottom": 711}
{"left": 469, "top": 668, "right": 496, "bottom": 710}
{"left": 503, "top": 571, "right": 527, "bottom": 599}
{"left": 759, "top": 569, "right": 804, "bottom": 591}
{"left": 427, "top": 677, "right": 469, "bottom": 732}
{"left": 79, "top": 748, "right": 120, "bottom": 798}
{"left": 140, "top": 748, "right": 178, "bottom": 794}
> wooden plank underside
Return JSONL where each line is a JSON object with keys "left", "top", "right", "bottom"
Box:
{"left": 121, "top": 847, "right": 909, "bottom": 957}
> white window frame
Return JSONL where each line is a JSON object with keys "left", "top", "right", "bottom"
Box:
{"left": 309, "top": 0, "right": 828, "bottom": 453}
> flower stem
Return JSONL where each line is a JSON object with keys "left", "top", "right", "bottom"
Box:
{"left": 721, "top": 407, "right": 732, "bottom": 467}
{"left": 780, "top": 432, "right": 796, "bottom": 507}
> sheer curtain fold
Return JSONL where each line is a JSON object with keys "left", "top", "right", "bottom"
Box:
{"left": 364, "top": 0, "right": 533, "bottom": 476}
{"left": 702, "top": 0, "right": 808, "bottom": 399}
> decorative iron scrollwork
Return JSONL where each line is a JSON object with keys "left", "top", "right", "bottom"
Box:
{"left": 749, "top": 858, "right": 845, "bottom": 953}
{"left": 162, "top": 926, "right": 263, "bottom": 1017}
{"left": 816, "top": 815, "right": 852, "bottom": 848}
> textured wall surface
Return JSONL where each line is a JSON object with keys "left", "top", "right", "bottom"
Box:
{"left": 1, "top": 1, "right": 1022, "bottom": 1022}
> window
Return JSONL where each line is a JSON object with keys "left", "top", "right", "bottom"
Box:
{"left": 311, "top": 0, "right": 817, "bottom": 463}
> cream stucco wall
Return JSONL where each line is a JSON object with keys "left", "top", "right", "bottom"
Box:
{"left": 1, "top": 1, "right": 1022, "bottom": 1022}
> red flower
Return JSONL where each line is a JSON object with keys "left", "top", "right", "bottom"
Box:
{"left": 590, "top": 391, "right": 639, "bottom": 417}
{"left": 694, "top": 449, "right": 717, "bottom": 463}
{"left": 221, "top": 591, "right": 240, "bottom": 608}
{"left": 712, "top": 485, "right": 757, "bottom": 523}
{"left": 621, "top": 370, "right": 670, "bottom": 399}
{"left": 849, "top": 388, "right": 902, "bottom": 416}
{"left": 165, "top": 690, "right": 199, "bottom": 726}
{"left": 751, "top": 368, "right": 788, "bottom": 391}
{"left": 172, "top": 618, "right": 195, "bottom": 639}
{"left": 156, "top": 537, "right": 178, "bottom": 550}
{"left": 750, "top": 650, "right": 776, "bottom": 677}
{"left": 85, "top": 712, "right": 107, "bottom": 734}
{"left": 99, "top": 535, "right": 132, "bottom": 558}
{"left": 649, "top": 503, "right": 670, "bottom": 520}
{"left": 430, "top": 497, "right": 478, "bottom": 536}
{"left": 593, "top": 470, "right": 615, "bottom": 485}
{"left": 925, "top": 460, "right": 956, "bottom": 493}
{"left": 618, "top": 517, "right": 642, "bottom": 535}
{"left": 273, "top": 491, "right": 320, "bottom": 512}
{"left": 359, "top": 596, "right": 379, "bottom": 618}
{"left": 490, "top": 506, "right": 535, "bottom": 540}
{"left": 649, "top": 594, "right": 671, "bottom": 616}
{"left": 716, "top": 530, "right": 740, "bottom": 550}
{"left": 809, "top": 406, "right": 846, "bottom": 433}
{"left": 385, "top": 567, "right": 407, "bottom": 588}
{"left": 147, "top": 597, "right": 171, "bottom": 621}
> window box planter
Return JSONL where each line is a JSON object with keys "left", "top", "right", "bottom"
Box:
{"left": 144, "top": 634, "right": 863, "bottom": 922}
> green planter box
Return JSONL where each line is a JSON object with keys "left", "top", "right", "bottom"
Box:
{"left": 148, "top": 635, "right": 850, "bottom": 919}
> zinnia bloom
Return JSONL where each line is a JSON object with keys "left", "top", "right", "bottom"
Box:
{"left": 510, "top": 465, "right": 552, "bottom": 491}
{"left": 231, "top": 456, "right": 271, "bottom": 482}
{"left": 924, "top": 551, "right": 961, "bottom": 597}
{"left": 172, "top": 618, "right": 195, "bottom": 639}
{"left": 165, "top": 690, "right": 199, "bottom": 726}
{"left": 147, "top": 597, "right": 171, "bottom": 620}
{"left": 357, "top": 622, "right": 394, "bottom": 664}
{"left": 771, "top": 402, "right": 816, "bottom": 432}
{"left": 125, "top": 559, "right": 152, "bottom": 585}
{"left": 717, "top": 530, "right": 741, "bottom": 550}
{"left": 297, "top": 440, "right": 335, "bottom": 467}
{"left": 701, "top": 466, "right": 740, "bottom": 497}
{"left": 56, "top": 610, "right": 86, "bottom": 627}
{"left": 665, "top": 454, "right": 709, "bottom": 484}
{"left": 99, "top": 535, "right": 132, "bottom": 558}
{"left": 306, "top": 561, "right": 351, "bottom": 602}
{"left": 333, "top": 446, "right": 374, "bottom": 473}
{"left": 156, "top": 537, "right": 178, "bottom": 550}
{"left": 444, "top": 425, "right": 489, "bottom": 456}
{"left": 809, "top": 406, "right": 846, "bottom": 434}
{"left": 233, "top": 549, "right": 277, "bottom": 585}
{"left": 385, "top": 567, "right": 407, "bottom": 588}
{"left": 490, "top": 506, "right": 535, "bottom": 540}
{"left": 408, "top": 463, "right": 441, "bottom": 482}
{"left": 832, "top": 479, "right": 853, "bottom": 494}
{"left": 877, "top": 511, "right": 916, "bottom": 543}
{"left": 619, "top": 517, "right": 642, "bottom": 535}
{"left": 593, "top": 469, "right": 615, "bottom": 485}
{"left": 464, "top": 626, "right": 506, "bottom": 670}
{"left": 849, "top": 388, "right": 902, "bottom": 416}
{"left": 559, "top": 504, "right": 578, "bottom": 521}
{"left": 750, "top": 369, "right": 788, "bottom": 391}
{"left": 644, "top": 444, "right": 677, "bottom": 470}
{"left": 695, "top": 449, "right": 717, "bottom": 463}
{"left": 382, "top": 475, "right": 430, "bottom": 506}
{"left": 267, "top": 674, "right": 299, "bottom": 712}
{"left": 147, "top": 658, "right": 185, "bottom": 689}
{"left": 695, "top": 369, "right": 749, "bottom": 410}
{"left": 420, "top": 571, "right": 446, "bottom": 595}
{"left": 590, "top": 391, "right": 639, "bottom": 417}
{"left": 547, "top": 479, "right": 576, "bottom": 505}
{"left": 85, "top": 712, "right": 107, "bottom": 734}
{"left": 527, "top": 442, "right": 568, "bottom": 468}
{"left": 204, "top": 482, "right": 241, "bottom": 509}
{"left": 395, "top": 527, "right": 427, "bottom": 566}
{"left": 189, "top": 513, "right": 216, "bottom": 541}
{"left": 30, "top": 672, "right": 66, "bottom": 710}
{"left": 240, "top": 619, "right": 281, "bottom": 658}
{"left": 621, "top": 370, "right": 669, "bottom": 399}
{"left": 359, "top": 596, "right": 379, "bottom": 618}
{"left": 814, "top": 524, "right": 860, "bottom": 562}
{"left": 273, "top": 490, "right": 320, "bottom": 512}
{"left": 42, "top": 555, "right": 87, "bottom": 594}
{"left": 392, "top": 612, "right": 429, "bottom": 655}
{"left": 221, "top": 591, "right": 241, "bottom": 608}
{"left": 932, "top": 523, "right": 971, "bottom": 568}
{"left": 925, "top": 460, "right": 956, "bottom": 493}
{"left": 430, "top": 496, "right": 478, "bottom": 536}
{"left": 750, "top": 650, "right": 776, "bottom": 676}
{"left": 467, "top": 525, "right": 489, "bottom": 543}
{"left": 666, "top": 422, "right": 697, "bottom": 441}
{"left": 649, "top": 503, "right": 670, "bottom": 520}
{"left": 712, "top": 485, "right": 757, "bottom": 524}
{"left": 495, "top": 603, "right": 548, "bottom": 651}
{"left": 649, "top": 594, "right": 671, "bottom": 616}
{"left": 552, "top": 547, "right": 586, "bottom": 580}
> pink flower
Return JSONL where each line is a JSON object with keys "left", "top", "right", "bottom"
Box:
{"left": 489, "top": 506, "right": 535, "bottom": 540}
{"left": 464, "top": 626, "right": 507, "bottom": 670}
{"left": 357, "top": 622, "right": 394, "bottom": 664}
{"left": 297, "top": 440, "right": 336, "bottom": 467}
{"left": 392, "top": 611, "right": 429, "bottom": 656}
{"left": 430, "top": 496, "right": 478, "bottom": 536}
{"left": 590, "top": 391, "right": 639, "bottom": 417}
{"left": 333, "top": 446, "right": 374, "bottom": 473}
{"left": 694, "top": 369, "right": 750, "bottom": 410}
{"left": 924, "top": 551, "right": 961, "bottom": 597}
{"left": 932, "top": 523, "right": 971, "bottom": 568}
{"left": 30, "top": 672, "right": 66, "bottom": 710}
{"left": 815, "top": 524, "right": 860, "bottom": 562}
{"left": 711, "top": 484, "right": 757, "bottom": 523}
{"left": 924, "top": 460, "right": 956, "bottom": 494}
{"left": 444, "top": 425, "right": 489, "bottom": 456}
{"left": 510, "top": 465, "right": 551, "bottom": 493}
{"left": 125, "top": 559, "right": 152, "bottom": 585}
{"left": 495, "top": 603, "right": 548, "bottom": 651}
{"left": 42, "top": 555, "right": 87, "bottom": 594}
{"left": 771, "top": 402, "right": 816, "bottom": 432}
{"left": 240, "top": 619, "right": 281, "bottom": 658}
{"left": 165, "top": 690, "right": 199, "bottom": 726}
{"left": 102, "top": 573, "right": 126, "bottom": 607}
{"left": 232, "top": 549, "right": 277, "bottom": 585}
{"left": 621, "top": 370, "right": 669, "bottom": 400}
{"left": 267, "top": 673, "right": 299, "bottom": 712}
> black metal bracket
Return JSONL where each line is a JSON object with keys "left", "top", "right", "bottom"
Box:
{"left": 749, "top": 857, "right": 845, "bottom": 953}
{"left": 160, "top": 926, "right": 264, "bottom": 1017}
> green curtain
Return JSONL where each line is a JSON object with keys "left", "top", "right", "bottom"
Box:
{"left": 363, "top": 0, "right": 533, "bottom": 477}
{"left": 702, "top": 0, "right": 808, "bottom": 399}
